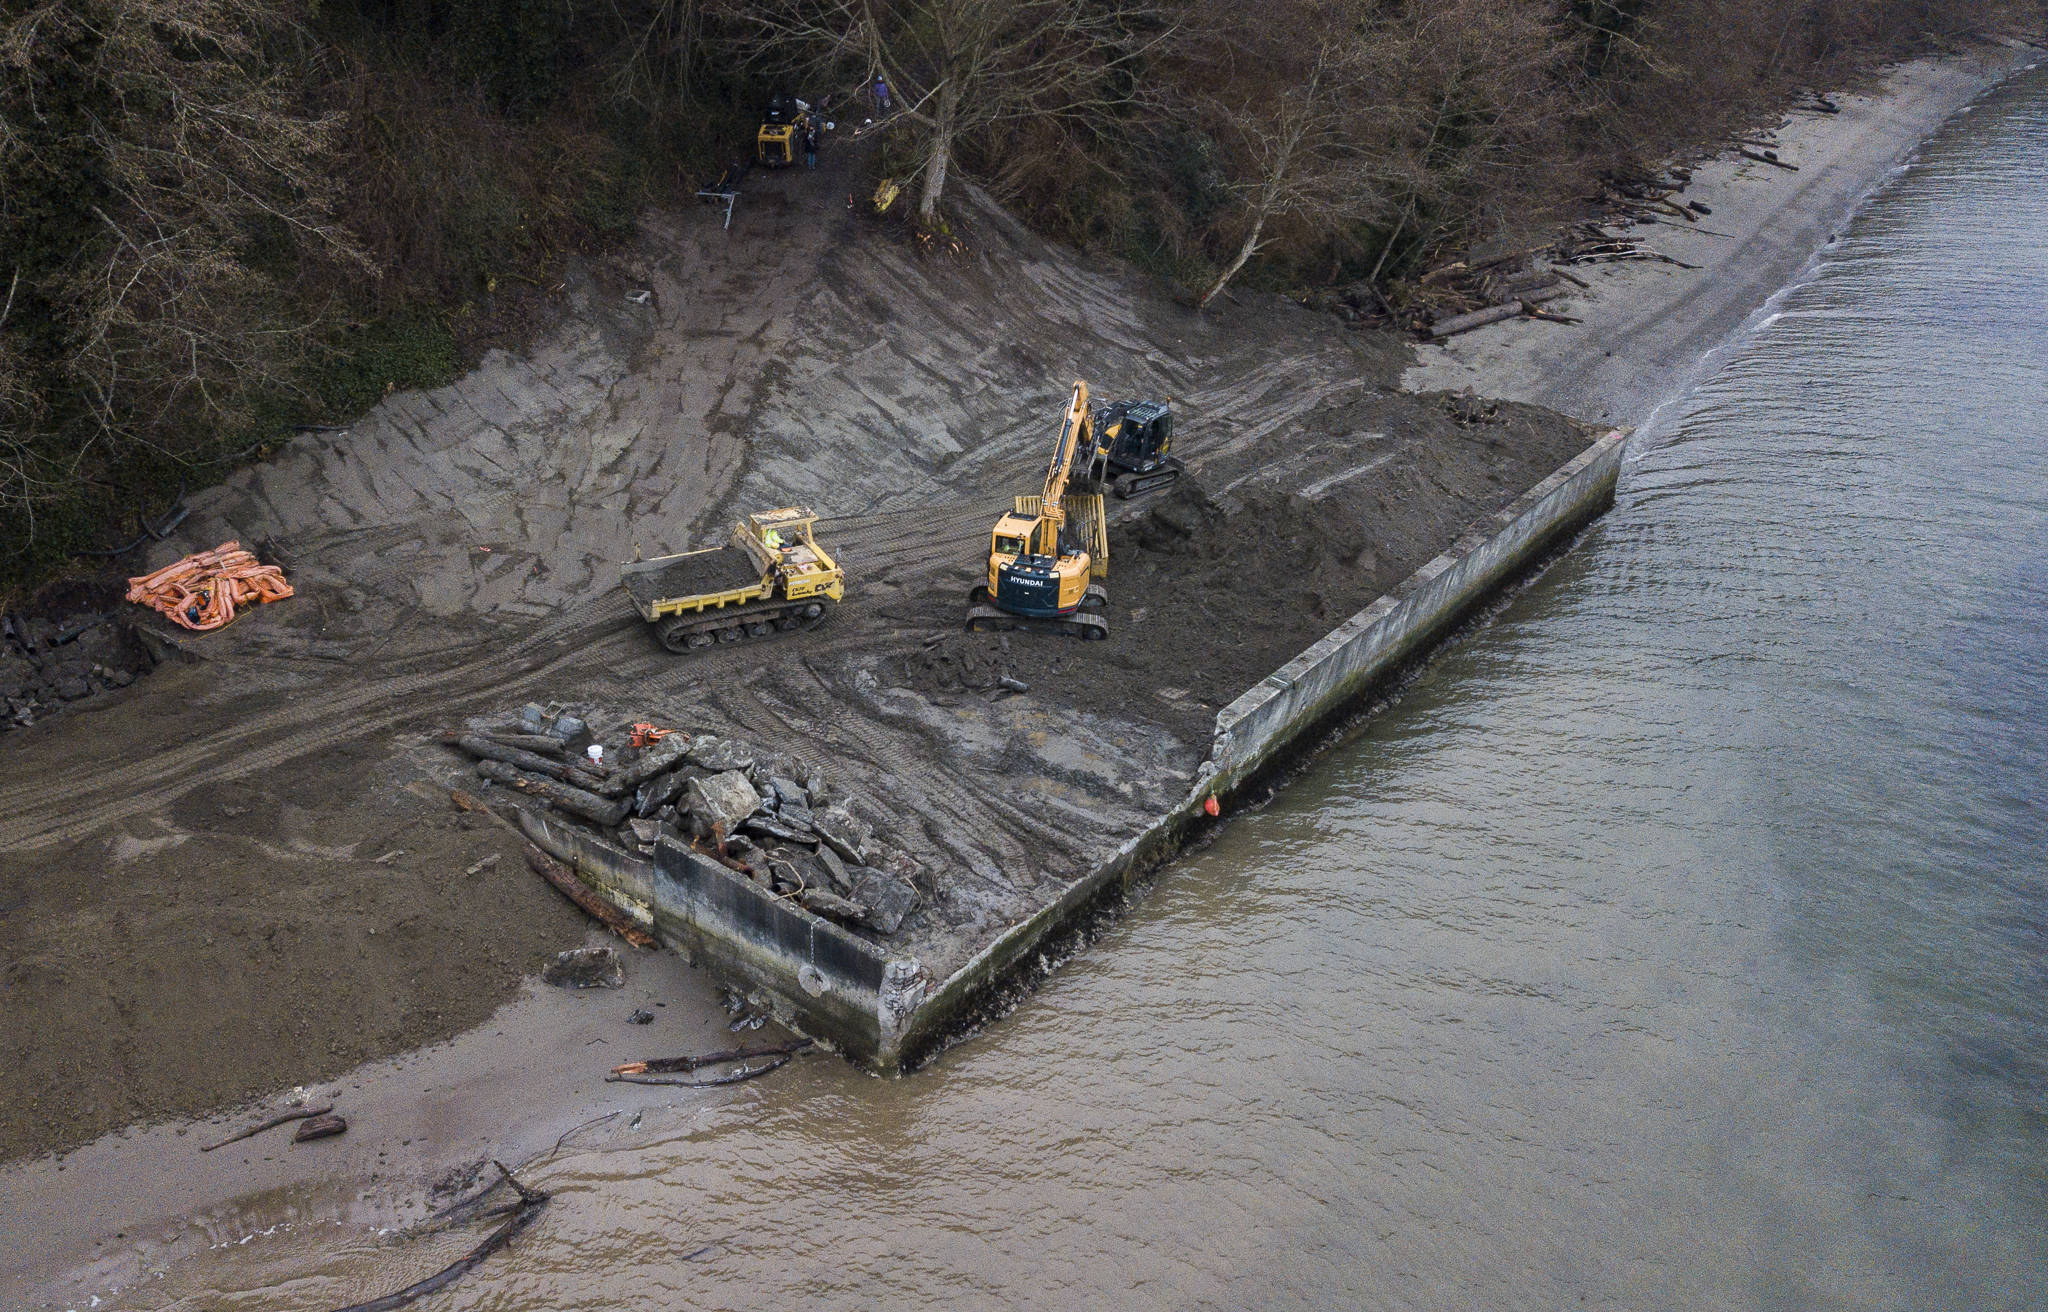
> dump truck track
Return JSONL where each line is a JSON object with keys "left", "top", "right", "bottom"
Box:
{"left": 0, "top": 505, "right": 991, "bottom": 851}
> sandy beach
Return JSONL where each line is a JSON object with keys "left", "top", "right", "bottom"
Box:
{"left": 1406, "top": 38, "right": 2042, "bottom": 427}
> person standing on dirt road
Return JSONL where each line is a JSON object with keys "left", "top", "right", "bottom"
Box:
{"left": 803, "top": 120, "right": 819, "bottom": 169}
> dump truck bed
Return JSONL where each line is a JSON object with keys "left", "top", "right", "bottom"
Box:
{"left": 621, "top": 545, "right": 763, "bottom": 618}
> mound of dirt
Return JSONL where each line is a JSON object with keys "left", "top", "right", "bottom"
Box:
{"left": 895, "top": 634, "right": 1019, "bottom": 696}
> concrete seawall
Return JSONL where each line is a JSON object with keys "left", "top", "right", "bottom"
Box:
{"left": 528, "top": 431, "right": 1628, "bottom": 1069}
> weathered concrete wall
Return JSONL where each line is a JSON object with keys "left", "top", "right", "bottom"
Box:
{"left": 524, "top": 431, "right": 1625, "bottom": 1070}
{"left": 1204, "top": 430, "right": 1626, "bottom": 795}
{"left": 519, "top": 809, "right": 923, "bottom": 1067}
{"left": 897, "top": 431, "right": 1628, "bottom": 1065}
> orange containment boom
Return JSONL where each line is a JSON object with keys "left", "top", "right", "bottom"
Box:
{"left": 126, "top": 541, "right": 294, "bottom": 632}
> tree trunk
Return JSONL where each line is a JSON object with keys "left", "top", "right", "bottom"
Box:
{"left": 917, "top": 82, "right": 959, "bottom": 224}
{"left": 1198, "top": 211, "right": 1268, "bottom": 310}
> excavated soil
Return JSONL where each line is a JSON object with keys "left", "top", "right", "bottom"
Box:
{"left": 0, "top": 147, "right": 1596, "bottom": 1163}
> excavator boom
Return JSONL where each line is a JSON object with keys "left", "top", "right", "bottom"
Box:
{"left": 967, "top": 380, "right": 1111, "bottom": 639}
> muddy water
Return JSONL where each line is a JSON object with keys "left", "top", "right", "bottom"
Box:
{"left": 68, "top": 68, "right": 2048, "bottom": 1312}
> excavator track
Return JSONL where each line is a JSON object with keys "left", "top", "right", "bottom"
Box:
{"left": 1111, "top": 458, "right": 1185, "bottom": 499}
{"left": 963, "top": 584, "right": 1109, "bottom": 641}
{"left": 655, "top": 600, "right": 829, "bottom": 652}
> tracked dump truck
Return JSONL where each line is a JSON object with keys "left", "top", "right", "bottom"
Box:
{"left": 624, "top": 508, "right": 843, "bottom": 653}
{"left": 967, "top": 381, "right": 1113, "bottom": 641}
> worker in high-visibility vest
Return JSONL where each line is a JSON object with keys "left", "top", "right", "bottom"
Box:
{"left": 762, "top": 527, "right": 784, "bottom": 551}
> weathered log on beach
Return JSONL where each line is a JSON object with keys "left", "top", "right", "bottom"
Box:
{"left": 1429, "top": 302, "right": 1523, "bottom": 338}
{"left": 1737, "top": 147, "right": 1799, "bottom": 171}
{"left": 522, "top": 843, "right": 657, "bottom": 947}
{"left": 200, "top": 1104, "right": 335, "bottom": 1152}
{"left": 475, "top": 759, "right": 628, "bottom": 826}
{"left": 1431, "top": 287, "right": 1571, "bottom": 339}
{"left": 481, "top": 730, "right": 569, "bottom": 758}
{"left": 610, "top": 1037, "right": 814, "bottom": 1077}
{"left": 452, "top": 735, "right": 605, "bottom": 790}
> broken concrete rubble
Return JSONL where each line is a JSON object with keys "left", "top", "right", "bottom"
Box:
{"left": 452, "top": 714, "right": 925, "bottom": 942}
{"left": 608, "top": 732, "right": 692, "bottom": 794}
{"left": 1, "top": 603, "right": 158, "bottom": 732}
{"left": 849, "top": 869, "right": 916, "bottom": 935}
{"left": 809, "top": 804, "right": 872, "bottom": 864}
{"left": 687, "top": 735, "right": 753, "bottom": 773}
{"left": 541, "top": 946, "right": 624, "bottom": 989}
{"left": 685, "top": 771, "right": 761, "bottom": 835}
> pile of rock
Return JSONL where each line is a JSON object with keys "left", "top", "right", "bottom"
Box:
{"left": 454, "top": 709, "right": 922, "bottom": 938}
{"left": 1, "top": 609, "right": 155, "bottom": 731}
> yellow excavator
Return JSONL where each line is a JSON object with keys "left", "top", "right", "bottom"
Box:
{"left": 966, "top": 381, "right": 1112, "bottom": 640}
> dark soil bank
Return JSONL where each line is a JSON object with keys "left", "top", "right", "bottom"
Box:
{"left": 0, "top": 749, "right": 589, "bottom": 1163}
{"left": 898, "top": 393, "right": 1593, "bottom": 747}
{"left": 0, "top": 164, "right": 1598, "bottom": 1164}
{"left": 1, "top": 582, "right": 160, "bottom": 733}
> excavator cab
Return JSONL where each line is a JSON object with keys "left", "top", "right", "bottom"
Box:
{"left": 986, "top": 508, "right": 1093, "bottom": 617}
{"left": 1094, "top": 399, "right": 1182, "bottom": 498}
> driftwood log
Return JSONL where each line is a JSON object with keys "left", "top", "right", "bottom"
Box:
{"left": 1737, "top": 147, "right": 1799, "bottom": 171}
{"left": 1429, "top": 302, "right": 1522, "bottom": 338}
{"left": 200, "top": 1104, "right": 335, "bottom": 1152}
{"left": 481, "top": 731, "right": 569, "bottom": 758}
{"left": 293, "top": 1112, "right": 348, "bottom": 1142}
{"left": 326, "top": 1163, "right": 548, "bottom": 1312}
{"left": 607, "top": 1054, "right": 797, "bottom": 1086}
{"left": 523, "top": 843, "right": 656, "bottom": 948}
{"left": 610, "top": 1038, "right": 815, "bottom": 1077}
{"left": 475, "top": 760, "right": 627, "bottom": 826}
{"left": 1430, "top": 289, "right": 1570, "bottom": 339}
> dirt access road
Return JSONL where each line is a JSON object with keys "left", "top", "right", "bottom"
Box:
{"left": 0, "top": 142, "right": 1592, "bottom": 1169}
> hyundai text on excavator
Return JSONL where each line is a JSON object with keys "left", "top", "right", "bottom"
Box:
{"left": 966, "top": 381, "right": 1117, "bottom": 640}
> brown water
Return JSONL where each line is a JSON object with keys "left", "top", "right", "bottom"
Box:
{"left": 47, "top": 63, "right": 2048, "bottom": 1312}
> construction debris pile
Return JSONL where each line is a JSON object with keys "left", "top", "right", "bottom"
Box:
{"left": 1, "top": 603, "right": 156, "bottom": 732}
{"left": 450, "top": 706, "right": 924, "bottom": 938}
{"left": 126, "top": 541, "right": 294, "bottom": 632}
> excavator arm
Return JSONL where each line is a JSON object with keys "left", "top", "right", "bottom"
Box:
{"left": 968, "top": 378, "right": 1111, "bottom": 638}
{"left": 1031, "top": 381, "right": 1094, "bottom": 555}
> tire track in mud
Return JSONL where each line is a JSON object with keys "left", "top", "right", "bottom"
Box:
{"left": 0, "top": 504, "right": 994, "bottom": 851}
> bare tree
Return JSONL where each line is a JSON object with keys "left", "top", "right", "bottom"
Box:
{"left": 605, "top": 0, "right": 708, "bottom": 112}
{"left": 0, "top": 0, "right": 365, "bottom": 528}
{"left": 1350, "top": 0, "right": 1581, "bottom": 283}
{"left": 735, "top": 0, "right": 1165, "bottom": 223}
{"left": 1196, "top": 48, "right": 1368, "bottom": 309}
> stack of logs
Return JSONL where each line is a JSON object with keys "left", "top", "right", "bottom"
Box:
{"left": 1409, "top": 252, "right": 1584, "bottom": 339}
{"left": 449, "top": 713, "right": 925, "bottom": 937}
{"left": 1323, "top": 128, "right": 1808, "bottom": 340}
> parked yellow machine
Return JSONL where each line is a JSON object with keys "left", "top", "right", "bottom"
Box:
{"left": 756, "top": 93, "right": 813, "bottom": 167}
{"left": 623, "top": 508, "right": 843, "bottom": 652}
